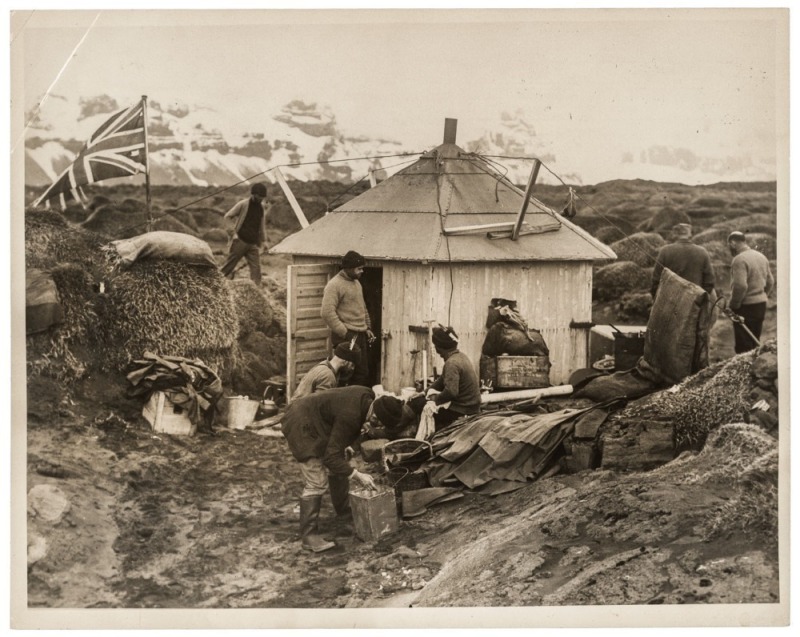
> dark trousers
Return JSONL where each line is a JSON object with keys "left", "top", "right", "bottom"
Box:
{"left": 433, "top": 408, "right": 463, "bottom": 432}
{"left": 221, "top": 237, "right": 262, "bottom": 285}
{"left": 733, "top": 302, "right": 766, "bottom": 353}
{"left": 332, "top": 331, "right": 370, "bottom": 387}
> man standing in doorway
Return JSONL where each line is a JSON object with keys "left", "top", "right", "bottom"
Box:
{"left": 220, "top": 182, "right": 269, "bottom": 285}
{"left": 321, "top": 250, "right": 375, "bottom": 387}
{"left": 727, "top": 231, "right": 774, "bottom": 353}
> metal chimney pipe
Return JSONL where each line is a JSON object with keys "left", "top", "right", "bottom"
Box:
{"left": 443, "top": 118, "right": 458, "bottom": 144}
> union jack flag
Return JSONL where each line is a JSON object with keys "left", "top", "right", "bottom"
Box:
{"left": 34, "top": 100, "right": 147, "bottom": 209}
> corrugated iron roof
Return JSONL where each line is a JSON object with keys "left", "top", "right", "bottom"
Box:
{"left": 271, "top": 143, "right": 616, "bottom": 262}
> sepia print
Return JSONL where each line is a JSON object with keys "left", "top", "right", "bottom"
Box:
{"left": 9, "top": 7, "right": 791, "bottom": 630}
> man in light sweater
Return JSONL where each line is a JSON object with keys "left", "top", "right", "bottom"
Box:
{"left": 727, "top": 231, "right": 774, "bottom": 353}
{"left": 321, "top": 250, "right": 375, "bottom": 387}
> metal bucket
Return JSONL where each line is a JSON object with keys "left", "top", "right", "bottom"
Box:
{"left": 613, "top": 331, "right": 646, "bottom": 371}
{"left": 226, "top": 397, "right": 260, "bottom": 430}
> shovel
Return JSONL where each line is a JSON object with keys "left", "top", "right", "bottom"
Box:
{"left": 723, "top": 309, "right": 761, "bottom": 347}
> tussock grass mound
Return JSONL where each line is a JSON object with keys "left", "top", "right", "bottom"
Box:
{"left": 80, "top": 203, "right": 149, "bottom": 238}
{"left": 98, "top": 260, "right": 239, "bottom": 375}
{"left": 617, "top": 291, "right": 653, "bottom": 323}
{"left": 702, "top": 240, "right": 732, "bottom": 264}
{"left": 593, "top": 261, "right": 651, "bottom": 302}
{"left": 637, "top": 207, "right": 691, "bottom": 236}
{"left": 622, "top": 344, "right": 770, "bottom": 449}
{"left": 594, "top": 226, "right": 624, "bottom": 245}
{"left": 230, "top": 279, "right": 274, "bottom": 338}
{"left": 27, "top": 263, "right": 99, "bottom": 382}
{"left": 746, "top": 234, "right": 777, "bottom": 260}
{"left": 25, "top": 210, "right": 108, "bottom": 272}
{"left": 202, "top": 228, "right": 229, "bottom": 244}
{"left": 692, "top": 227, "right": 729, "bottom": 244}
{"left": 151, "top": 215, "right": 196, "bottom": 236}
{"left": 744, "top": 223, "right": 777, "bottom": 236}
{"left": 609, "top": 232, "right": 665, "bottom": 268}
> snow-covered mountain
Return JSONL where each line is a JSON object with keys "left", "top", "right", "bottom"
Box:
{"left": 24, "top": 95, "right": 775, "bottom": 190}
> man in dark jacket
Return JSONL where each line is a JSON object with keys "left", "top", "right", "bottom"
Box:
{"left": 220, "top": 182, "right": 269, "bottom": 285}
{"left": 427, "top": 326, "right": 481, "bottom": 431}
{"left": 281, "top": 386, "right": 403, "bottom": 552}
{"left": 651, "top": 223, "right": 715, "bottom": 299}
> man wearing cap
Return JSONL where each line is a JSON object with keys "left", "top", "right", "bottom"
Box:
{"left": 291, "top": 342, "right": 361, "bottom": 401}
{"left": 321, "top": 250, "right": 375, "bottom": 386}
{"left": 281, "top": 387, "right": 402, "bottom": 552}
{"left": 427, "top": 326, "right": 481, "bottom": 431}
{"left": 727, "top": 231, "right": 774, "bottom": 353}
{"left": 651, "top": 223, "right": 715, "bottom": 299}
{"left": 220, "top": 182, "right": 269, "bottom": 285}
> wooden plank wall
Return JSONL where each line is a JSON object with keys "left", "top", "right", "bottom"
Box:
{"left": 384, "top": 261, "right": 593, "bottom": 390}
{"left": 293, "top": 257, "right": 594, "bottom": 391}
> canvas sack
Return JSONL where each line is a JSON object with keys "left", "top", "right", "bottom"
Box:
{"left": 106, "top": 231, "right": 217, "bottom": 269}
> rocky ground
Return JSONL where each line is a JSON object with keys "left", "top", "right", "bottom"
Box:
{"left": 18, "top": 180, "right": 787, "bottom": 627}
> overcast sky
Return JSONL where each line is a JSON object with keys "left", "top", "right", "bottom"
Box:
{"left": 12, "top": 7, "right": 788, "bottom": 184}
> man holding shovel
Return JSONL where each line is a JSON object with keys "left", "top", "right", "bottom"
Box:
{"left": 281, "top": 386, "right": 403, "bottom": 552}
{"left": 726, "top": 231, "right": 774, "bottom": 353}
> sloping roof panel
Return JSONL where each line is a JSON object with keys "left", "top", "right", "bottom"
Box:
{"left": 272, "top": 210, "right": 615, "bottom": 262}
{"left": 271, "top": 143, "right": 616, "bottom": 262}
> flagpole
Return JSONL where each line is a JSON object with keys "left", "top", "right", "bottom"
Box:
{"left": 142, "top": 95, "right": 153, "bottom": 232}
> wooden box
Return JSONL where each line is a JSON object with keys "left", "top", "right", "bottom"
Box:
{"left": 143, "top": 391, "right": 196, "bottom": 436}
{"left": 349, "top": 488, "right": 399, "bottom": 542}
{"left": 480, "top": 355, "right": 550, "bottom": 389}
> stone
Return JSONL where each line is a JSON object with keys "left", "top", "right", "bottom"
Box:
{"left": 601, "top": 420, "right": 674, "bottom": 471}
{"left": 28, "top": 484, "right": 70, "bottom": 523}
{"left": 360, "top": 439, "right": 389, "bottom": 463}
{"left": 27, "top": 532, "right": 48, "bottom": 566}
{"left": 752, "top": 352, "right": 778, "bottom": 379}
{"left": 748, "top": 408, "right": 779, "bottom": 434}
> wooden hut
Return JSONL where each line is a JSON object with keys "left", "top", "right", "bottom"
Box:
{"left": 271, "top": 119, "right": 616, "bottom": 397}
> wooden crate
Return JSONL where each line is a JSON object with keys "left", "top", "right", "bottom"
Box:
{"left": 349, "top": 488, "right": 399, "bottom": 542}
{"left": 143, "top": 391, "right": 196, "bottom": 436}
{"left": 480, "top": 355, "right": 550, "bottom": 389}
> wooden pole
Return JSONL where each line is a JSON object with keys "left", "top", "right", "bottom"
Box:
{"left": 273, "top": 166, "right": 309, "bottom": 228}
{"left": 481, "top": 384, "right": 573, "bottom": 404}
{"left": 141, "top": 95, "right": 153, "bottom": 232}
{"left": 511, "top": 159, "right": 541, "bottom": 241}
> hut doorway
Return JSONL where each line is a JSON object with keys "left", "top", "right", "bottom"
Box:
{"left": 361, "top": 266, "right": 383, "bottom": 387}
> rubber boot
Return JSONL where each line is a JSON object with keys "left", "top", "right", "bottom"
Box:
{"left": 299, "top": 496, "right": 335, "bottom": 553}
{"left": 329, "top": 475, "right": 354, "bottom": 537}
{"left": 329, "top": 474, "right": 352, "bottom": 518}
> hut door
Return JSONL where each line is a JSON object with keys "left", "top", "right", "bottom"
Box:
{"left": 286, "top": 263, "right": 335, "bottom": 401}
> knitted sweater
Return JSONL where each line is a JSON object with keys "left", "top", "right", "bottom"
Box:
{"left": 729, "top": 247, "right": 774, "bottom": 309}
{"left": 320, "top": 271, "right": 370, "bottom": 338}
{"left": 430, "top": 350, "right": 481, "bottom": 415}
{"left": 292, "top": 360, "right": 337, "bottom": 401}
